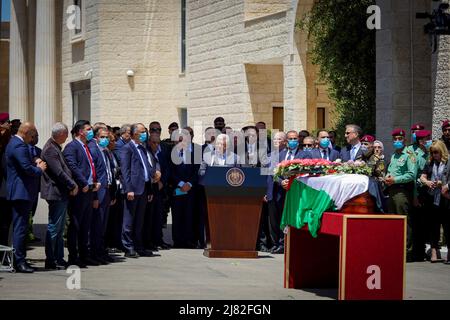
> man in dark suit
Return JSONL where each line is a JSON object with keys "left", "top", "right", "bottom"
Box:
{"left": 339, "top": 124, "right": 366, "bottom": 162}
{"left": 121, "top": 123, "right": 157, "bottom": 258}
{"left": 264, "top": 131, "right": 287, "bottom": 254}
{"left": 170, "top": 127, "right": 201, "bottom": 248}
{"left": 27, "top": 130, "right": 42, "bottom": 243}
{"left": 88, "top": 126, "right": 116, "bottom": 264}
{"left": 64, "top": 120, "right": 101, "bottom": 268}
{"left": 329, "top": 130, "right": 341, "bottom": 153}
{"left": 310, "top": 130, "right": 340, "bottom": 161}
{"left": 41, "top": 122, "right": 78, "bottom": 270}
{"left": 113, "top": 124, "right": 131, "bottom": 165}
{"left": 6, "top": 122, "right": 47, "bottom": 273}
{"left": 145, "top": 121, "right": 170, "bottom": 251}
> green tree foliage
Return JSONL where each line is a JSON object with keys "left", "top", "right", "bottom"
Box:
{"left": 298, "top": 0, "right": 375, "bottom": 145}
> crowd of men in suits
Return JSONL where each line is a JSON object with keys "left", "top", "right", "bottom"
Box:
{"left": 1, "top": 112, "right": 450, "bottom": 272}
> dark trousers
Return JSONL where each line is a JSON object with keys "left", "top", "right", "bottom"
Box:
{"left": 410, "top": 204, "right": 426, "bottom": 259}
{"left": 122, "top": 193, "right": 147, "bottom": 252}
{"left": 193, "top": 186, "right": 207, "bottom": 247}
{"left": 106, "top": 192, "right": 124, "bottom": 250}
{"left": 429, "top": 202, "right": 449, "bottom": 249}
{"left": 257, "top": 201, "right": 272, "bottom": 249}
{"left": 90, "top": 187, "right": 110, "bottom": 257}
{"left": 387, "top": 186, "right": 413, "bottom": 249}
{"left": 268, "top": 199, "right": 284, "bottom": 247}
{"left": 0, "top": 197, "right": 12, "bottom": 246}
{"left": 45, "top": 200, "right": 68, "bottom": 264}
{"left": 67, "top": 190, "right": 94, "bottom": 262}
{"left": 171, "top": 192, "right": 194, "bottom": 247}
{"left": 144, "top": 187, "right": 164, "bottom": 248}
{"left": 11, "top": 200, "right": 32, "bottom": 265}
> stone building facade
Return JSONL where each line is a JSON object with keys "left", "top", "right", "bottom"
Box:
{"left": 6, "top": 0, "right": 334, "bottom": 145}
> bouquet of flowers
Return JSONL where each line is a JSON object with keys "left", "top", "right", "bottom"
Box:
{"left": 273, "top": 158, "right": 373, "bottom": 179}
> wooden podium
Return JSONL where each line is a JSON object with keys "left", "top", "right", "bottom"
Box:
{"left": 199, "top": 166, "right": 267, "bottom": 258}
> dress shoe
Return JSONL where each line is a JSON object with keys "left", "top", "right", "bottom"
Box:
{"left": 258, "top": 245, "right": 270, "bottom": 253}
{"left": 16, "top": 263, "right": 34, "bottom": 273}
{"left": 68, "top": 259, "right": 87, "bottom": 268}
{"left": 271, "top": 246, "right": 285, "bottom": 254}
{"left": 94, "top": 256, "right": 110, "bottom": 265}
{"left": 125, "top": 250, "right": 139, "bottom": 258}
{"left": 56, "top": 260, "right": 68, "bottom": 270}
{"left": 137, "top": 249, "right": 154, "bottom": 257}
{"left": 158, "top": 242, "right": 171, "bottom": 250}
{"left": 81, "top": 257, "right": 100, "bottom": 266}
{"left": 102, "top": 255, "right": 116, "bottom": 263}
{"left": 44, "top": 261, "right": 57, "bottom": 270}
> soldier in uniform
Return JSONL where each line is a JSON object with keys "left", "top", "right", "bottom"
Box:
{"left": 441, "top": 119, "right": 450, "bottom": 152}
{"left": 407, "top": 123, "right": 425, "bottom": 153}
{"left": 410, "top": 130, "right": 433, "bottom": 261}
{"left": 384, "top": 129, "right": 418, "bottom": 259}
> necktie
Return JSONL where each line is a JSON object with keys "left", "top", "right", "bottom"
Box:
{"left": 138, "top": 145, "right": 152, "bottom": 179}
{"left": 288, "top": 150, "right": 293, "bottom": 160}
{"left": 322, "top": 149, "right": 327, "bottom": 160}
{"left": 179, "top": 149, "right": 184, "bottom": 163}
{"left": 83, "top": 144, "right": 97, "bottom": 183}
{"left": 351, "top": 146, "right": 356, "bottom": 160}
{"left": 103, "top": 150, "right": 112, "bottom": 184}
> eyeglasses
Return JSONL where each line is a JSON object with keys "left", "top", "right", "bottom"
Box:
{"left": 444, "top": 128, "right": 450, "bottom": 133}
{"left": 150, "top": 128, "right": 162, "bottom": 132}
{"left": 344, "top": 131, "right": 354, "bottom": 135}
{"left": 303, "top": 144, "right": 313, "bottom": 147}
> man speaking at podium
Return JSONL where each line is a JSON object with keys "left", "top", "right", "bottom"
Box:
{"left": 199, "top": 134, "right": 240, "bottom": 176}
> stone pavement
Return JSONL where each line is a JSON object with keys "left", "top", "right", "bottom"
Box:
{"left": 0, "top": 201, "right": 449, "bottom": 300}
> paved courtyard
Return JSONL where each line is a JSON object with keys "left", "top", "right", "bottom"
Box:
{"left": 0, "top": 201, "right": 449, "bottom": 300}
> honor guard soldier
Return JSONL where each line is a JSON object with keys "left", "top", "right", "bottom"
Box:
{"left": 384, "top": 129, "right": 418, "bottom": 258}
{"left": 407, "top": 123, "right": 425, "bottom": 153}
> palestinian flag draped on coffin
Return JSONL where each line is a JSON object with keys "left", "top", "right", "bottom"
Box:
{"left": 281, "top": 174, "right": 369, "bottom": 237}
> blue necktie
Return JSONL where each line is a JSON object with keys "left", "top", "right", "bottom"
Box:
{"left": 138, "top": 145, "right": 152, "bottom": 181}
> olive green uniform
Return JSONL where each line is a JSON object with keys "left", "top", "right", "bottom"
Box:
{"left": 386, "top": 147, "right": 417, "bottom": 250}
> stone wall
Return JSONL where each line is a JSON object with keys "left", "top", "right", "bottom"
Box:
{"left": 0, "top": 39, "right": 8, "bottom": 113}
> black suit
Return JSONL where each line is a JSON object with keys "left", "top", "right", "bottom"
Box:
{"left": 169, "top": 143, "right": 200, "bottom": 248}
{"left": 339, "top": 143, "right": 365, "bottom": 162}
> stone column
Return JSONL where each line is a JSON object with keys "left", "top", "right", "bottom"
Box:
{"left": 34, "top": 0, "right": 56, "bottom": 146}
{"left": 9, "top": 0, "right": 28, "bottom": 121}
{"left": 431, "top": 0, "right": 450, "bottom": 139}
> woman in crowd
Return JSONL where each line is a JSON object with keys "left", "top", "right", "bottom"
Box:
{"left": 419, "top": 140, "right": 450, "bottom": 263}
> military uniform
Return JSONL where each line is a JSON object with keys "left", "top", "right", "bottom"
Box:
{"left": 386, "top": 129, "right": 417, "bottom": 252}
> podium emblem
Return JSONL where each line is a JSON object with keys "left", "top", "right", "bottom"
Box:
{"left": 226, "top": 167, "right": 245, "bottom": 187}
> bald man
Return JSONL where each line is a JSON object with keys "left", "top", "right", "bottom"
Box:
{"left": 6, "top": 122, "right": 47, "bottom": 273}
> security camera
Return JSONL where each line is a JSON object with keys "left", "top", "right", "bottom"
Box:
{"left": 127, "top": 69, "right": 135, "bottom": 77}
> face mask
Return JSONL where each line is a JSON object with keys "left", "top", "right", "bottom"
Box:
{"left": 287, "top": 140, "right": 299, "bottom": 150}
{"left": 139, "top": 132, "right": 148, "bottom": 143}
{"left": 412, "top": 133, "right": 416, "bottom": 143}
{"left": 319, "top": 138, "right": 330, "bottom": 149}
{"left": 98, "top": 137, "right": 109, "bottom": 148}
{"left": 424, "top": 140, "right": 432, "bottom": 150}
{"left": 86, "top": 129, "right": 94, "bottom": 141}
{"left": 303, "top": 147, "right": 313, "bottom": 152}
{"left": 393, "top": 140, "right": 404, "bottom": 150}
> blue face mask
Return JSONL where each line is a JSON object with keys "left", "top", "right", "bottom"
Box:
{"left": 303, "top": 147, "right": 313, "bottom": 152}
{"left": 412, "top": 133, "right": 417, "bottom": 143}
{"left": 319, "top": 138, "right": 330, "bottom": 149}
{"left": 139, "top": 132, "right": 148, "bottom": 143}
{"left": 86, "top": 129, "right": 94, "bottom": 141}
{"left": 98, "top": 137, "right": 109, "bottom": 148}
{"left": 287, "top": 140, "right": 299, "bottom": 150}
{"left": 393, "top": 140, "right": 404, "bottom": 150}
{"left": 424, "top": 140, "right": 432, "bottom": 150}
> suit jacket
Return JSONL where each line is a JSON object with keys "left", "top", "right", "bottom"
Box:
{"left": 266, "top": 151, "right": 284, "bottom": 202}
{"left": 147, "top": 142, "right": 171, "bottom": 186}
{"left": 113, "top": 137, "right": 128, "bottom": 165}
{"left": 120, "top": 140, "right": 155, "bottom": 196}
{"left": 279, "top": 148, "right": 312, "bottom": 162}
{"left": 198, "top": 151, "right": 240, "bottom": 176}
{"left": 40, "top": 138, "right": 77, "bottom": 201}
{"left": 170, "top": 143, "right": 201, "bottom": 191}
{"left": 339, "top": 144, "right": 366, "bottom": 162}
{"left": 5, "top": 136, "right": 43, "bottom": 201}
{"left": 310, "top": 148, "right": 340, "bottom": 162}
{"left": 88, "top": 140, "right": 109, "bottom": 189}
{"left": 28, "top": 145, "right": 42, "bottom": 202}
{"left": 104, "top": 149, "right": 118, "bottom": 201}
{"left": 63, "top": 139, "right": 93, "bottom": 188}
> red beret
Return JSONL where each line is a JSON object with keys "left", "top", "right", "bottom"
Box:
{"left": 391, "top": 129, "right": 405, "bottom": 137}
{"left": 361, "top": 135, "right": 375, "bottom": 143}
{"left": 442, "top": 119, "right": 450, "bottom": 129}
{"left": 415, "top": 130, "right": 431, "bottom": 139}
{"left": 0, "top": 113, "right": 9, "bottom": 123}
{"left": 411, "top": 123, "right": 424, "bottom": 131}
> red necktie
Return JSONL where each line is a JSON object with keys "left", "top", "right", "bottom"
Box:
{"left": 83, "top": 144, "right": 97, "bottom": 183}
